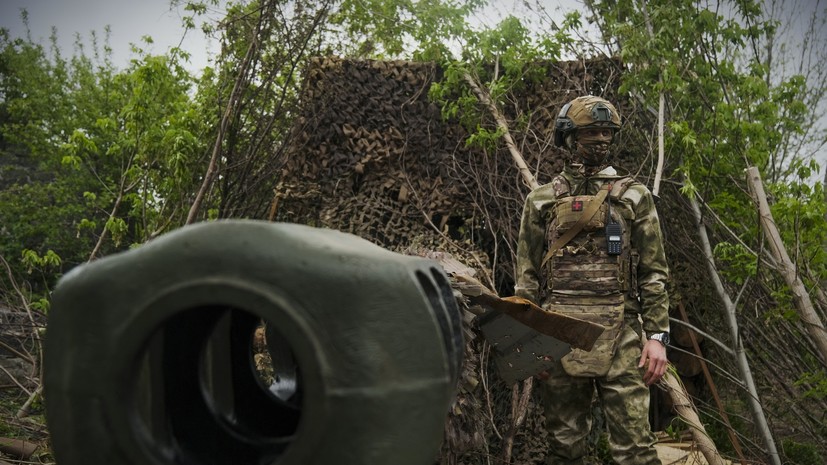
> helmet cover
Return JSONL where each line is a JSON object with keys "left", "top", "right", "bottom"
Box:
{"left": 553, "top": 96, "right": 621, "bottom": 147}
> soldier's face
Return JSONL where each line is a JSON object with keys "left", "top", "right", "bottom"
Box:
{"left": 577, "top": 128, "right": 613, "bottom": 142}
{"left": 574, "top": 127, "right": 614, "bottom": 166}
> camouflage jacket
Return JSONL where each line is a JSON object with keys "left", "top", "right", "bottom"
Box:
{"left": 514, "top": 164, "right": 670, "bottom": 334}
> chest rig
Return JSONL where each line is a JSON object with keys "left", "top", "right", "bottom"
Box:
{"left": 541, "top": 175, "right": 637, "bottom": 377}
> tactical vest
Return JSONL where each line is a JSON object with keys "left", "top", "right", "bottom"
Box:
{"left": 541, "top": 175, "right": 638, "bottom": 377}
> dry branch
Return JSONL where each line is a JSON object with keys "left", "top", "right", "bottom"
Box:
{"left": 462, "top": 72, "right": 539, "bottom": 190}
{"left": 659, "top": 370, "right": 726, "bottom": 465}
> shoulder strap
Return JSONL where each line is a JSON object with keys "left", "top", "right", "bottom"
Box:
{"left": 540, "top": 183, "right": 611, "bottom": 268}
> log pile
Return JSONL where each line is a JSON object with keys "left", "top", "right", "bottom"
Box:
{"left": 275, "top": 55, "right": 711, "bottom": 464}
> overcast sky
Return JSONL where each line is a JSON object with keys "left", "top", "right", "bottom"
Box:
{"left": 0, "top": 0, "right": 585, "bottom": 74}
{"left": 0, "top": 0, "right": 223, "bottom": 72}
{"left": 1, "top": 0, "right": 824, "bottom": 176}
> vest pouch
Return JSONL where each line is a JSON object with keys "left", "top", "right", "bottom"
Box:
{"left": 554, "top": 196, "right": 608, "bottom": 232}
{"left": 545, "top": 295, "right": 624, "bottom": 377}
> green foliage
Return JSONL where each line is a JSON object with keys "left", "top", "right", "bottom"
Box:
{"left": 794, "top": 370, "right": 827, "bottom": 401}
{"left": 593, "top": 0, "right": 811, "bottom": 183}
{"left": 429, "top": 12, "right": 579, "bottom": 149}
{"left": 713, "top": 241, "right": 756, "bottom": 285}
{"left": 21, "top": 249, "right": 61, "bottom": 273}
{"left": 0, "top": 179, "right": 96, "bottom": 279}
{"left": 428, "top": 60, "right": 480, "bottom": 129}
{"left": 0, "top": 14, "right": 208, "bottom": 288}
{"left": 330, "top": 0, "right": 485, "bottom": 60}
{"left": 586, "top": 0, "right": 824, "bottom": 303}
{"left": 465, "top": 125, "right": 505, "bottom": 151}
{"left": 781, "top": 438, "right": 825, "bottom": 465}
{"left": 768, "top": 164, "right": 827, "bottom": 270}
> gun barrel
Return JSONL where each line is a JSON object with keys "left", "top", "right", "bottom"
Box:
{"left": 45, "top": 220, "right": 463, "bottom": 465}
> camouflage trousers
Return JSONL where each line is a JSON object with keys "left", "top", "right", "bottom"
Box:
{"left": 538, "top": 322, "right": 660, "bottom": 465}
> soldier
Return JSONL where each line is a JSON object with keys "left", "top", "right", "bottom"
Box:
{"left": 514, "top": 95, "right": 670, "bottom": 465}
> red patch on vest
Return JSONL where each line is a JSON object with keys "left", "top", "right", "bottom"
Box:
{"left": 571, "top": 199, "right": 584, "bottom": 211}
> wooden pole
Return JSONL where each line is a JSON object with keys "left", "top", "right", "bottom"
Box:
{"left": 678, "top": 302, "right": 747, "bottom": 464}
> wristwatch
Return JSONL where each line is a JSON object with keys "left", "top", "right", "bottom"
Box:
{"left": 648, "top": 332, "right": 670, "bottom": 346}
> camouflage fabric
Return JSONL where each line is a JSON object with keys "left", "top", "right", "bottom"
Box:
{"left": 556, "top": 298, "right": 624, "bottom": 377}
{"left": 538, "top": 323, "right": 660, "bottom": 465}
{"left": 514, "top": 163, "right": 670, "bottom": 464}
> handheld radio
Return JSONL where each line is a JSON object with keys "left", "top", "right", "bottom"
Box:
{"left": 606, "top": 199, "right": 622, "bottom": 255}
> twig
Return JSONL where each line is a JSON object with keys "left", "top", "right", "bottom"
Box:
{"left": 668, "top": 317, "right": 734, "bottom": 356}
{"left": 16, "top": 384, "right": 43, "bottom": 419}
{"left": 0, "top": 255, "right": 44, "bottom": 389}
{"left": 500, "top": 377, "right": 533, "bottom": 465}
{"left": 0, "top": 340, "right": 33, "bottom": 364}
{"left": 480, "top": 341, "right": 503, "bottom": 440}
{"left": 0, "top": 364, "right": 31, "bottom": 398}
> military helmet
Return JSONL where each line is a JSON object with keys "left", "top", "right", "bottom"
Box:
{"left": 553, "top": 95, "right": 621, "bottom": 147}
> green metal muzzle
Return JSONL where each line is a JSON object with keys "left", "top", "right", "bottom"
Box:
{"left": 44, "top": 220, "right": 463, "bottom": 465}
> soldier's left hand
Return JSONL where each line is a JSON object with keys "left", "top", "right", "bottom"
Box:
{"left": 639, "top": 340, "right": 668, "bottom": 386}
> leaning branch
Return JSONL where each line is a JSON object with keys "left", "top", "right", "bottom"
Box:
{"left": 438, "top": 74, "right": 538, "bottom": 462}
{"left": 745, "top": 166, "right": 827, "bottom": 364}
{"left": 660, "top": 369, "right": 726, "bottom": 465}
{"left": 689, "top": 193, "right": 781, "bottom": 465}
{"left": 462, "top": 72, "right": 539, "bottom": 190}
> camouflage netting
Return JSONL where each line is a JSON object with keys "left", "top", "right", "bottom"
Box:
{"left": 271, "top": 55, "right": 825, "bottom": 463}
{"left": 272, "top": 56, "right": 667, "bottom": 464}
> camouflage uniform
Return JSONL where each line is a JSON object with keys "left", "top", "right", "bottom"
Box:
{"left": 514, "top": 113, "right": 670, "bottom": 463}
